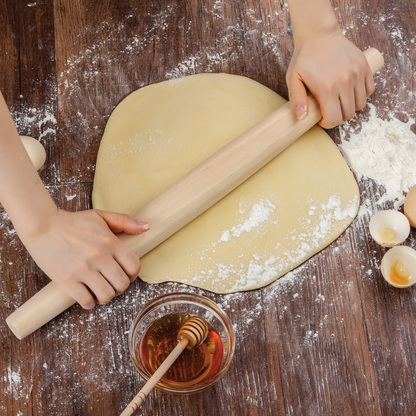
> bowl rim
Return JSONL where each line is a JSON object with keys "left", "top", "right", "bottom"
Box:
{"left": 381, "top": 246, "right": 416, "bottom": 288}
{"left": 128, "top": 292, "right": 236, "bottom": 394}
{"left": 369, "top": 209, "right": 410, "bottom": 247}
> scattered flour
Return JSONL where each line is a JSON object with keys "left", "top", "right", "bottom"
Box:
{"left": 65, "top": 194, "right": 77, "bottom": 201}
{"left": 189, "top": 194, "right": 358, "bottom": 293}
{"left": 11, "top": 105, "right": 58, "bottom": 143}
{"left": 2, "top": 1, "right": 415, "bottom": 411}
{"left": 0, "top": 212, "right": 16, "bottom": 236}
{"left": 219, "top": 200, "right": 276, "bottom": 242}
{"left": 339, "top": 105, "right": 416, "bottom": 206}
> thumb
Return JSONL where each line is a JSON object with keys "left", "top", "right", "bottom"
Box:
{"left": 288, "top": 75, "right": 309, "bottom": 120}
{"left": 95, "top": 210, "right": 151, "bottom": 235}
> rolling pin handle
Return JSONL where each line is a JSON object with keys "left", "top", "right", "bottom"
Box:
{"left": 363, "top": 47, "right": 384, "bottom": 74}
{"left": 6, "top": 282, "right": 75, "bottom": 339}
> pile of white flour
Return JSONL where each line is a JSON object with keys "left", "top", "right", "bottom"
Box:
{"left": 338, "top": 104, "right": 416, "bottom": 207}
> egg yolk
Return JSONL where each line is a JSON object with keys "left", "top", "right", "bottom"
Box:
{"left": 379, "top": 228, "right": 396, "bottom": 242}
{"left": 390, "top": 260, "right": 411, "bottom": 285}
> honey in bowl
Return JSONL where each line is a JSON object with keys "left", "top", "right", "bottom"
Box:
{"left": 138, "top": 313, "right": 224, "bottom": 388}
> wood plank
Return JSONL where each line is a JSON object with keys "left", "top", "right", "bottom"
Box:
{"left": 16, "top": 0, "right": 60, "bottom": 187}
{"left": 0, "top": 0, "right": 20, "bottom": 105}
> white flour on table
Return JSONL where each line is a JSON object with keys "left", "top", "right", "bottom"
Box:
{"left": 338, "top": 104, "right": 416, "bottom": 208}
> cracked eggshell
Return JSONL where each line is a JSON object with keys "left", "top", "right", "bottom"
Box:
{"left": 404, "top": 184, "right": 416, "bottom": 228}
{"left": 20, "top": 135, "right": 46, "bottom": 171}
{"left": 380, "top": 246, "right": 416, "bottom": 288}
{"left": 369, "top": 210, "right": 410, "bottom": 247}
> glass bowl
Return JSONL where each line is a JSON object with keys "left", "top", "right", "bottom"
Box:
{"left": 128, "top": 292, "right": 235, "bottom": 394}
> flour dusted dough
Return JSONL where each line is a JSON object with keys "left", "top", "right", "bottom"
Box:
{"left": 93, "top": 74, "right": 359, "bottom": 293}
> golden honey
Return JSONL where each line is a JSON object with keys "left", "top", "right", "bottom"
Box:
{"left": 138, "top": 313, "right": 223, "bottom": 388}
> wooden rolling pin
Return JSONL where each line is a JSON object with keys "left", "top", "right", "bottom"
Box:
{"left": 6, "top": 48, "right": 384, "bottom": 339}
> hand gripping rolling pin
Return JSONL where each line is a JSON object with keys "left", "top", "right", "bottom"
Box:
{"left": 6, "top": 48, "right": 384, "bottom": 339}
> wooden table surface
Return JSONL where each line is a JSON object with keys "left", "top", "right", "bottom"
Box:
{"left": 1, "top": 0, "right": 416, "bottom": 415}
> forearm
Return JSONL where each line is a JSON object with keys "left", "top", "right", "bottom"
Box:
{"left": 0, "top": 92, "right": 57, "bottom": 239}
{"left": 287, "top": 0, "right": 340, "bottom": 44}
{"left": 0, "top": 92, "right": 150, "bottom": 309}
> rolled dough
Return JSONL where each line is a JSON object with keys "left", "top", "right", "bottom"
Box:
{"left": 92, "top": 73, "right": 359, "bottom": 293}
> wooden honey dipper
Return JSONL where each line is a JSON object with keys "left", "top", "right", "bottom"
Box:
{"left": 120, "top": 316, "right": 209, "bottom": 416}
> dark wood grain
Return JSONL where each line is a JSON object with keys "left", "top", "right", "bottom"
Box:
{"left": 1, "top": 0, "right": 416, "bottom": 415}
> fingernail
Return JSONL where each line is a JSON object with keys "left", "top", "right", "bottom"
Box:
{"left": 295, "top": 105, "right": 308, "bottom": 120}
{"left": 136, "top": 220, "right": 150, "bottom": 230}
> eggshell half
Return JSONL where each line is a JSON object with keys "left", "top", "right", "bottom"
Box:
{"left": 404, "top": 185, "right": 416, "bottom": 228}
{"left": 381, "top": 246, "right": 416, "bottom": 288}
{"left": 369, "top": 210, "right": 410, "bottom": 247}
{"left": 20, "top": 136, "right": 46, "bottom": 171}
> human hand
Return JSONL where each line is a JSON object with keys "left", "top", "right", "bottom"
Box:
{"left": 0, "top": 93, "right": 148, "bottom": 309}
{"left": 19, "top": 209, "right": 149, "bottom": 309}
{"left": 286, "top": 30, "right": 375, "bottom": 128}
